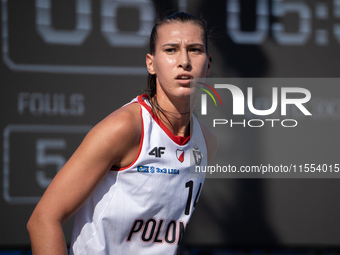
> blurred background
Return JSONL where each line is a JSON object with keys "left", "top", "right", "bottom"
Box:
{"left": 1, "top": 0, "right": 340, "bottom": 254}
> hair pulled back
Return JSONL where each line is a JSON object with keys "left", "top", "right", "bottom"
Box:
{"left": 146, "top": 12, "right": 209, "bottom": 101}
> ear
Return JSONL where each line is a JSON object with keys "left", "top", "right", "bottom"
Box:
{"left": 206, "top": 54, "right": 212, "bottom": 76}
{"left": 146, "top": 53, "right": 156, "bottom": 75}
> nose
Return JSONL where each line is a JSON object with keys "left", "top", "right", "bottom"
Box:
{"left": 178, "top": 50, "right": 191, "bottom": 70}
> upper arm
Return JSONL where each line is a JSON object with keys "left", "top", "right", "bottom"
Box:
{"left": 199, "top": 120, "right": 218, "bottom": 164}
{"left": 29, "top": 103, "right": 141, "bottom": 224}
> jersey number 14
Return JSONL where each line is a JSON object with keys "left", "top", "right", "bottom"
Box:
{"left": 185, "top": 181, "right": 202, "bottom": 215}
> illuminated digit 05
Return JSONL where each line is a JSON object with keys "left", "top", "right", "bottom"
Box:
{"left": 272, "top": 0, "right": 311, "bottom": 45}
{"left": 35, "top": 0, "right": 92, "bottom": 45}
{"left": 101, "top": 0, "right": 155, "bottom": 47}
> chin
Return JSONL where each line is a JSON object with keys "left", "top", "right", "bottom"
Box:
{"left": 175, "top": 89, "right": 193, "bottom": 101}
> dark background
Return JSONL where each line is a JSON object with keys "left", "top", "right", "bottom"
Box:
{"left": 1, "top": 0, "right": 340, "bottom": 252}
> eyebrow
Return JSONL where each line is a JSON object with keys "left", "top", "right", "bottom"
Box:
{"left": 161, "top": 43, "right": 205, "bottom": 48}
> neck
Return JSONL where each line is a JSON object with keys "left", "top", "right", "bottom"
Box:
{"left": 152, "top": 94, "right": 193, "bottom": 137}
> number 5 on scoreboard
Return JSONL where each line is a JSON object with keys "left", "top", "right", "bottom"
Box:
{"left": 36, "top": 139, "right": 66, "bottom": 188}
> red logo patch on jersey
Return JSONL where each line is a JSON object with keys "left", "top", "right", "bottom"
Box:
{"left": 176, "top": 149, "right": 184, "bottom": 163}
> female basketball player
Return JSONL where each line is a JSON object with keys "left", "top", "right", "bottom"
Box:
{"left": 27, "top": 12, "right": 217, "bottom": 255}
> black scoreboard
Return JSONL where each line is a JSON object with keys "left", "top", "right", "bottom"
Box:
{"left": 1, "top": 0, "right": 340, "bottom": 249}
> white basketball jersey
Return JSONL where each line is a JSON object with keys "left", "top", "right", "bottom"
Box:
{"left": 70, "top": 95, "right": 207, "bottom": 255}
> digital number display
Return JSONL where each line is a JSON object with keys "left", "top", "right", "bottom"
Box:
{"left": 3, "top": 0, "right": 339, "bottom": 76}
{"left": 227, "top": 0, "right": 340, "bottom": 45}
{"left": 3, "top": 125, "right": 91, "bottom": 204}
{"left": 2, "top": 0, "right": 155, "bottom": 74}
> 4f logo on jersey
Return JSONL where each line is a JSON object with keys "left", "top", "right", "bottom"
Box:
{"left": 149, "top": 147, "right": 165, "bottom": 158}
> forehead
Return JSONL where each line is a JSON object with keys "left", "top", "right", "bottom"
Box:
{"left": 156, "top": 22, "right": 204, "bottom": 46}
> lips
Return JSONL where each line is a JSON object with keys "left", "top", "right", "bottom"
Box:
{"left": 175, "top": 74, "right": 193, "bottom": 80}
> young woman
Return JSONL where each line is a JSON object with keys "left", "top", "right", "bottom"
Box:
{"left": 27, "top": 12, "right": 217, "bottom": 255}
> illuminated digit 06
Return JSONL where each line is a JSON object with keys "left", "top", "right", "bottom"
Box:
{"left": 227, "top": 0, "right": 269, "bottom": 44}
{"left": 272, "top": 0, "right": 311, "bottom": 45}
{"left": 35, "top": 0, "right": 92, "bottom": 45}
{"left": 101, "top": 0, "right": 155, "bottom": 47}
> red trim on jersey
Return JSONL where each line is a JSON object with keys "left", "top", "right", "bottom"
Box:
{"left": 138, "top": 94, "right": 190, "bottom": 146}
{"left": 111, "top": 102, "right": 144, "bottom": 171}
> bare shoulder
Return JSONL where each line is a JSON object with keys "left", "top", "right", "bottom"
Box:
{"left": 27, "top": 102, "right": 142, "bottom": 228}
{"left": 198, "top": 119, "right": 218, "bottom": 164}
{"left": 96, "top": 102, "right": 141, "bottom": 138}
{"left": 89, "top": 102, "right": 142, "bottom": 167}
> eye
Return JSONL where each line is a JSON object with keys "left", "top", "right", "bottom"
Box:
{"left": 165, "top": 48, "right": 176, "bottom": 53}
{"left": 189, "top": 48, "right": 203, "bottom": 53}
